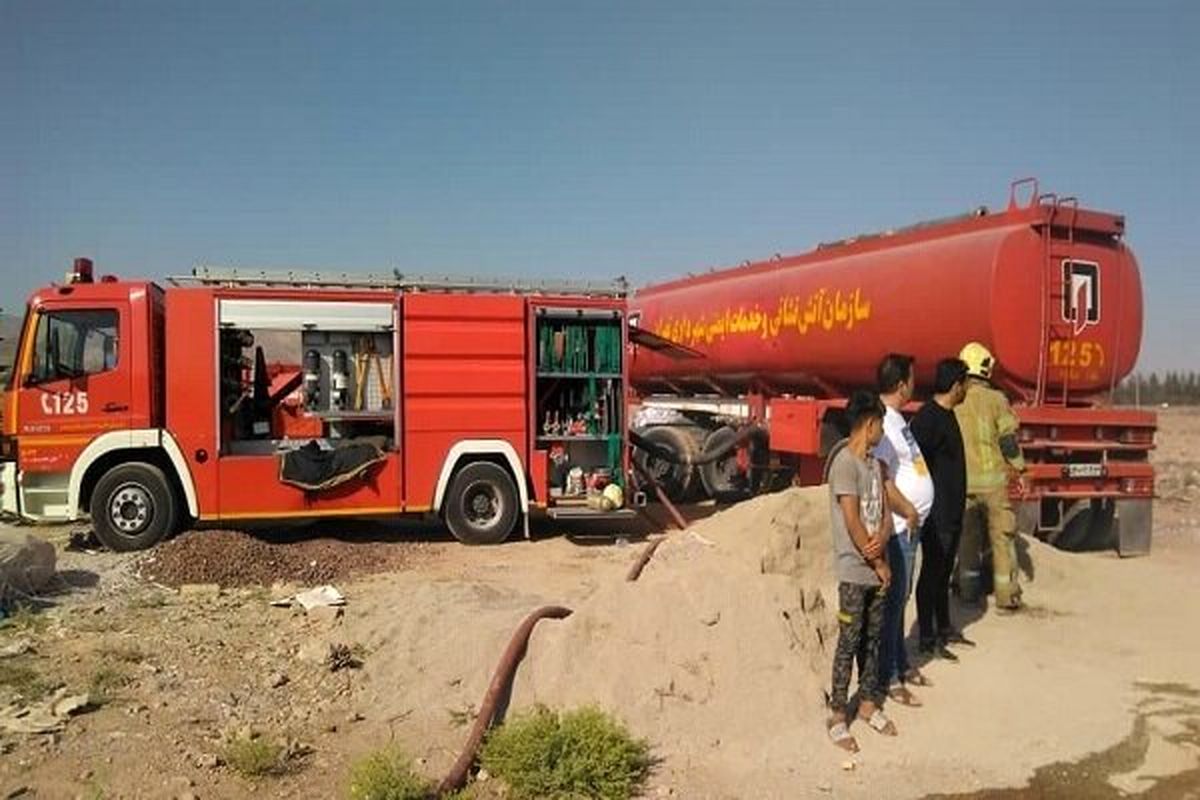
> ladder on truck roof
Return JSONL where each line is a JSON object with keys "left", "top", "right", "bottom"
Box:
{"left": 172, "top": 266, "right": 628, "bottom": 298}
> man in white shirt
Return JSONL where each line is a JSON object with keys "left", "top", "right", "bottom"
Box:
{"left": 873, "top": 354, "right": 935, "bottom": 706}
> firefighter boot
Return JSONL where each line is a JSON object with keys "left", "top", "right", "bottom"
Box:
{"left": 982, "top": 488, "right": 1021, "bottom": 609}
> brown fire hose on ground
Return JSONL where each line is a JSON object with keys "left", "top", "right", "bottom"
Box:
{"left": 437, "top": 604, "right": 574, "bottom": 796}
{"left": 625, "top": 461, "right": 689, "bottom": 582}
{"left": 436, "top": 445, "right": 703, "bottom": 793}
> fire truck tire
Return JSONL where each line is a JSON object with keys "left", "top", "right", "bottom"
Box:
{"left": 443, "top": 461, "right": 519, "bottom": 545}
{"left": 90, "top": 462, "right": 178, "bottom": 552}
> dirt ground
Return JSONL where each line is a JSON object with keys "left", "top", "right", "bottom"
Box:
{"left": 2, "top": 409, "right": 1199, "bottom": 799}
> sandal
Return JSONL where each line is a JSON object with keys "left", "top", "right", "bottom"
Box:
{"left": 903, "top": 668, "right": 932, "bottom": 687}
{"left": 942, "top": 629, "right": 976, "bottom": 647}
{"left": 827, "top": 720, "right": 859, "bottom": 752}
{"left": 888, "top": 685, "right": 922, "bottom": 707}
{"left": 859, "top": 708, "right": 898, "bottom": 736}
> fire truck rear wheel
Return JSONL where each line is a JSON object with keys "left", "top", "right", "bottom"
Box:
{"left": 444, "top": 461, "right": 519, "bottom": 545}
{"left": 90, "top": 462, "right": 178, "bottom": 552}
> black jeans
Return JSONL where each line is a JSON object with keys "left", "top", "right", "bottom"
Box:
{"left": 830, "top": 581, "right": 886, "bottom": 714}
{"left": 916, "top": 515, "right": 961, "bottom": 643}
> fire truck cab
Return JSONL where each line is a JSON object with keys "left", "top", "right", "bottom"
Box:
{"left": 1, "top": 259, "right": 635, "bottom": 550}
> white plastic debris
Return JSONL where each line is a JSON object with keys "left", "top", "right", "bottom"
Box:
{"left": 293, "top": 585, "right": 346, "bottom": 611}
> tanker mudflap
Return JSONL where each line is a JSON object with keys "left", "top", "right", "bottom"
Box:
{"left": 1115, "top": 498, "right": 1152, "bottom": 558}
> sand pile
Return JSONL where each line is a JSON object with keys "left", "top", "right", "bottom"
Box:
{"left": 510, "top": 486, "right": 840, "bottom": 782}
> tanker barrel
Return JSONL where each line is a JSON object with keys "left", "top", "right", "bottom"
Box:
{"left": 629, "top": 192, "right": 1142, "bottom": 401}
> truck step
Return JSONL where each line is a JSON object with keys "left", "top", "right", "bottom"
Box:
{"left": 545, "top": 507, "right": 640, "bottom": 521}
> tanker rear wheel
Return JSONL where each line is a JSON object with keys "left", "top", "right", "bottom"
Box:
{"left": 699, "top": 426, "right": 751, "bottom": 501}
{"left": 633, "top": 425, "right": 699, "bottom": 503}
{"left": 1052, "top": 498, "right": 1116, "bottom": 552}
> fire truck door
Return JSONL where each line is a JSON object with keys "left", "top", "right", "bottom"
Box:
{"left": 15, "top": 304, "right": 133, "bottom": 475}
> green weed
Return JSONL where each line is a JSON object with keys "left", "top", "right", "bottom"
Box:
{"left": 223, "top": 733, "right": 288, "bottom": 778}
{"left": 345, "top": 746, "right": 431, "bottom": 800}
{"left": 0, "top": 660, "right": 52, "bottom": 701}
{"left": 87, "top": 664, "right": 130, "bottom": 705}
{"left": 481, "top": 706, "right": 651, "bottom": 800}
{"left": 1, "top": 605, "right": 49, "bottom": 635}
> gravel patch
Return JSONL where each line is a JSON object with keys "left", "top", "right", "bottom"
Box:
{"left": 137, "top": 528, "right": 434, "bottom": 588}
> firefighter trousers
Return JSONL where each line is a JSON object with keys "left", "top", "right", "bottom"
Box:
{"left": 959, "top": 489, "right": 1021, "bottom": 608}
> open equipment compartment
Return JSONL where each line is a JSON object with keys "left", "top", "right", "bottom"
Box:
{"left": 215, "top": 298, "right": 397, "bottom": 456}
{"left": 533, "top": 306, "right": 624, "bottom": 505}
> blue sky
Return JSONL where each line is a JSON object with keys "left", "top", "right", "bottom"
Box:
{"left": 2, "top": 0, "right": 1196, "bottom": 371}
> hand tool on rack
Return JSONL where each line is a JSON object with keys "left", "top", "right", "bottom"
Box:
{"left": 374, "top": 348, "right": 393, "bottom": 409}
{"left": 354, "top": 337, "right": 370, "bottom": 410}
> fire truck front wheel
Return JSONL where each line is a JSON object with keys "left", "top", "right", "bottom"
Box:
{"left": 443, "top": 461, "right": 519, "bottom": 545}
{"left": 90, "top": 463, "right": 178, "bottom": 552}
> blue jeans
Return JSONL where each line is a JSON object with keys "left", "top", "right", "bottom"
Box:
{"left": 879, "top": 529, "right": 919, "bottom": 689}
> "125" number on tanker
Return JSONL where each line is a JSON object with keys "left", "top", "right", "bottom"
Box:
{"left": 1049, "top": 340, "right": 1106, "bottom": 368}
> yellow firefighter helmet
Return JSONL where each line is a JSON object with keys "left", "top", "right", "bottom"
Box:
{"left": 601, "top": 482, "right": 624, "bottom": 511}
{"left": 959, "top": 341, "right": 996, "bottom": 379}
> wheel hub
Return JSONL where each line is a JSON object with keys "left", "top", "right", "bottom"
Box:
{"left": 463, "top": 482, "right": 501, "bottom": 526}
{"left": 109, "top": 484, "right": 154, "bottom": 535}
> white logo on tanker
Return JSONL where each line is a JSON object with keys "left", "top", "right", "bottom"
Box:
{"left": 1062, "top": 260, "right": 1100, "bottom": 335}
{"left": 652, "top": 287, "right": 872, "bottom": 347}
{"left": 40, "top": 391, "right": 90, "bottom": 416}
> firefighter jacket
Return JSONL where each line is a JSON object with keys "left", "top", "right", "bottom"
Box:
{"left": 954, "top": 377, "right": 1026, "bottom": 493}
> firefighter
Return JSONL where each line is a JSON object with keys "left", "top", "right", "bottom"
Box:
{"left": 954, "top": 342, "right": 1027, "bottom": 611}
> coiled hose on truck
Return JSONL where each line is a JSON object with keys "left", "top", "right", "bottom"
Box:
{"left": 629, "top": 425, "right": 764, "bottom": 468}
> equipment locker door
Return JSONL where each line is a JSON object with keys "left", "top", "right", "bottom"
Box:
{"left": 211, "top": 296, "right": 403, "bottom": 520}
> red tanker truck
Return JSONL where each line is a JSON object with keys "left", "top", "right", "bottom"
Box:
{"left": 628, "top": 179, "right": 1156, "bottom": 555}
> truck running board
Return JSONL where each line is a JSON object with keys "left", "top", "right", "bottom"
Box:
{"left": 544, "top": 507, "right": 640, "bottom": 521}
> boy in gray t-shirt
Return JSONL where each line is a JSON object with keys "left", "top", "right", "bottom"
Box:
{"left": 825, "top": 391, "right": 896, "bottom": 752}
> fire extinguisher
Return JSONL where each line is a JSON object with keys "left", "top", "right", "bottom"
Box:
{"left": 304, "top": 349, "right": 322, "bottom": 411}
{"left": 331, "top": 349, "right": 349, "bottom": 410}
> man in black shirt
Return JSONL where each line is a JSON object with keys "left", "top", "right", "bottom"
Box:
{"left": 911, "top": 358, "right": 975, "bottom": 658}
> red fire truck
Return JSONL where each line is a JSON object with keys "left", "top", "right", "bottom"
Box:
{"left": 628, "top": 180, "right": 1156, "bottom": 554}
{"left": 1, "top": 264, "right": 637, "bottom": 550}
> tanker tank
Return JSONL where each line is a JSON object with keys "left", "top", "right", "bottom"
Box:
{"left": 629, "top": 189, "right": 1143, "bottom": 403}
